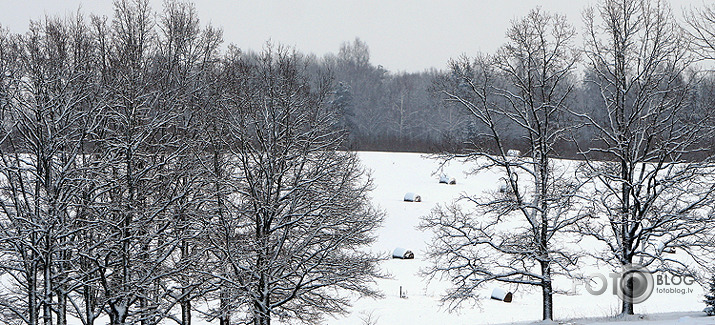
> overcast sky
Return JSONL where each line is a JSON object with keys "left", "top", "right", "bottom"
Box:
{"left": 0, "top": 0, "right": 707, "bottom": 73}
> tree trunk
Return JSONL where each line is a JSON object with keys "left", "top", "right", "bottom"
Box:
{"left": 621, "top": 288, "right": 635, "bottom": 315}
{"left": 219, "top": 285, "right": 230, "bottom": 325}
{"left": 56, "top": 249, "right": 68, "bottom": 325}
{"left": 254, "top": 267, "right": 270, "bottom": 325}
{"left": 29, "top": 254, "right": 38, "bottom": 325}
{"left": 56, "top": 288, "right": 67, "bottom": 325}
{"left": 181, "top": 296, "right": 191, "bottom": 325}
{"left": 620, "top": 160, "right": 634, "bottom": 316}
{"left": 43, "top": 249, "right": 52, "bottom": 325}
{"left": 621, "top": 259, "right": 634, "bottom": 315}
{"left": 539, "top": 152, "right": 553, "bottom": 321}
{"left": 541, "top": 261, "right": 553, "bottom": 321}
{"left": 253, "top": 295, "right": 270, "bottom": 325}
{"left": 214, "top": 135, "right": 229, "bottom": 325}
{"left": 180, "top": 218, "right": 192, "bottom": 325}
{"left": 254, "top": 243, "right": 270, "bottom": 325}
{"left": 84, "top": 283, "right": 96, "bottom": 325}
{"left": 140, "top": 297, "right": 148, "bottom": 325}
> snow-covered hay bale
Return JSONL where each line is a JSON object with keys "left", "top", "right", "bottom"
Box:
{"left": 392, "top": 247, "right": 414, "bottom": 259}
{"left": 507, "top": 149, "right": 521, "bottom": 157}
{"left": 404, "top": 192, "right": 421, "bottom": 202}
{"left": 439, "top": 174, "right": 457, "bottom": 185}
{"left": 490, "top": 288, "right": 513, "bottom": 303}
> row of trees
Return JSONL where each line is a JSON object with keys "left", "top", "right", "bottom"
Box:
{"left": 0, "top": 1, "right": 382, "bottom": 325}
{"left": 422, "top": 0, "right": 715, "bottom": 321}
{"left": 3, "top": 0, "right": 715, "bottom": 323}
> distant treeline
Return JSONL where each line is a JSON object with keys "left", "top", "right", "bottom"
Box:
{"left": 284, "top": 38, "right": 715, "bottom": 158}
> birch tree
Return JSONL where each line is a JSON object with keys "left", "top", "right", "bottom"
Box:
{"left": 422, "top": 8, "right": 581, "bottom": 320}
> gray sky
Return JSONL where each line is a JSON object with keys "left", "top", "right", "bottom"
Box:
{"left": 0, "top": 0, "right": 706, "bottom": 73}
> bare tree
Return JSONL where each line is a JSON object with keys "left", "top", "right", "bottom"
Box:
{"left": 210, "top": 45, "right": 384, "bottom": 325}
{"left": 151, "top": 2, "right": 223, "bottom": 325}
{"left": 578, "top": 0, "right": 715, "bottom": 315}
{"left": 686, "top": 3, "right": 715, "bottom": 61}
{"left": 195, "top": 43, "right": 235, "bottom": 325}
{"left": 75, "top": 1, "right": 194, "bottom": 324}
{"left": 0, "top": 23, "right": 41, "bottom": 325}
{"left": 423, "top": 8, "right": 581, "bottom": 320}
{"left": 0, "top": 12, "right": 102, "bottom": 325}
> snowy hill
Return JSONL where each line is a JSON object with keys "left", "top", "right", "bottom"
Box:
{"left": 324, "top": 151, "right": 710, "bottom": 325}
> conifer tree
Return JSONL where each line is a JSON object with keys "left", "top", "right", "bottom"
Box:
{"left": 704, "top": 275, "right": 715, "bottom": 316}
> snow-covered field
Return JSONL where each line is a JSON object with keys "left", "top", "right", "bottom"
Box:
{"left": 324, "top": 151, "right": 711, "bottom": 325}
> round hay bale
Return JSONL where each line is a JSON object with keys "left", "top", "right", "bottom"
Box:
{"left": 392, "top": 247, "right": 415, "bottom": 259}
{"left": 404, "top": 192, "right": 421, "bottom": 202}
{"left": 490, "top": 288, "right": 513, "bottom": 303}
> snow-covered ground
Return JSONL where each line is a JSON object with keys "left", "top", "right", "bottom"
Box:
{"left": 323, "top": 151, "right": 710, "bottom": 325}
